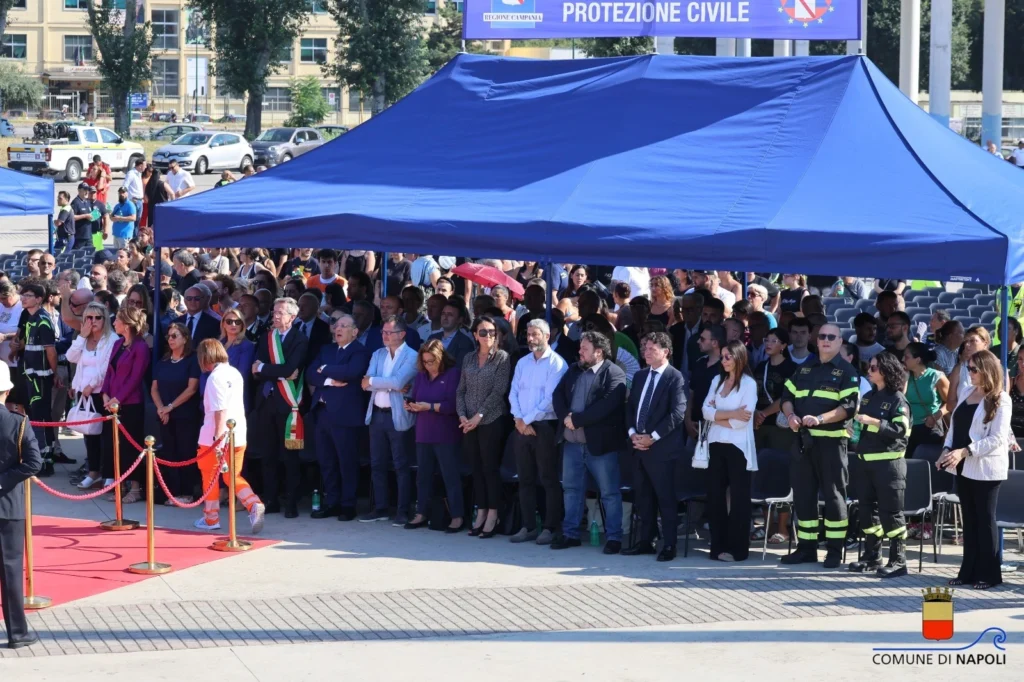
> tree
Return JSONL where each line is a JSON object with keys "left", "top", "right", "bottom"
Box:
{"left": 86, "top": 0, "right": 152, "bottom": 136}
{"left": 284, "top": 76, "right": 328, "bottom": 126}
{"left": 0, "top": 62, "right": 43, "bottom": 110}
{"left": 326, "top": 0, "right": 427, "bottom": 116}
{"left": 425, "top": 1, "right": 485, "bottom": 74}
{"left": 189, "top": 0, "right": 310, "bottom": 138}
{"left": 577, "top": 37, "right": 653, "bottom": 58}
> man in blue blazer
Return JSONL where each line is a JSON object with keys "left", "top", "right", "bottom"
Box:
{"left": 305, "top": 314, "right": 371, "bottom": 521}
{"left": 360, "top": 316, "right": 418, "bottom": 525}
{"left": 175, "top": 285, "right": 221, "bottom": 344}
{"left": 623, "top": 331, "right": 687, "bottom": 562}
{"left": 428, "top": 300, "right": 474, "bottom": 366}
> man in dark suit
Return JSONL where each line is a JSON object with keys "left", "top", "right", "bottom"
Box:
{"left": 296, "top": 292, "right": 333, "bottom": 366}
{"left": 175, "top": 285, "right": 221, "bottom": 344}
{"left": 245, "top": 289, "right": 274, "bottom": 342}
{"left": 623, "top": 331, "right": 687, "bottom": 562}
{"left": 429, "top": 300, "right": 474, "bottom": 366}
{"left": 305, "top": 314, "right": 370, "bottom": 521}
{"left": 353, "top": 300, "right": 383, "bottom": 354}
{"left": 551, "top": 331, "right": 627, "bottom": 554}
{"left": 0, "top": 364, "right": 42, "bottom": 649}
{"left": 172, "top": 249, "right": 201, "bottom": 294}
{"left": 252, "top": 297, "right": 309, "bottom": 518}
{"left": 549, "top": 308, "right": 580, "bottom": 367}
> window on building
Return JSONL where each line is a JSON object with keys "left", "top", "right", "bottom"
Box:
{"left": 64, "top": 35, "right": 93, "bottom": 62}
{"left": 348, "top": 89, "right": 361, "bottom": 112}
{"left": 300, "top": 38, "right": 328, "bottom": 64}
{"left": 321, "top": 87, "right": 340, "bottom": 111}
{"left": 423, "top": 1, "right": 437, "bottom": 13}
{"left": 263, "top": 87, "right": 292, "bottom": 112}
{"left": 307, "top": 0, "right": 328, "bottom": 12}
{"left": 152, "top": 59, "right": 180, "bottom": 97}
{"left": 64, "top": 0, "right": 89, "bottom": 9}
{"left": 1, "top": 35, "right": 27, "bottom": 60}
{"left": 274, "top": 43, "right": 292, "bottom": 63}
{"left": 152, "top": 9, "right": 180, "bottom": 50}
{"left": 215, "top": 74, "right": 244, "bottom": 100}
{"left": 12, "top": 0, "right": 27, "bottom": 10}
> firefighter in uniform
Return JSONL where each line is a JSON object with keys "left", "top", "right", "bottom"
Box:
{"left": 849, "top": 352, "right": 911, "bottom": 578}
{"left": 780, "top": 323, "right": 859, "bottom": 568}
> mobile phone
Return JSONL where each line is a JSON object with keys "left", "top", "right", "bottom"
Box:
{"left": 403, "top": 396, "right": 414, "bottom": 404}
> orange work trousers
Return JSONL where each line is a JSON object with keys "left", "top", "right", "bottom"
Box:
{"left": 198, "top": 445, "right": 260, "bottom": 527}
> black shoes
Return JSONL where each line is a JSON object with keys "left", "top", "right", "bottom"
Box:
{"left": 311, "top": 505, "right": 342, "bottom": 519}
{"left": 338, "top": 507, "right": 357, "bottom": 521}
{"left": 8, "top": 632, "right": 39, "bottom": 649}
{"left": 621, "top": 541, "right": 656, "bottom": 556}
{"left": 37, "top": 461, "right": 55, "bottom": 478}
{"left": 849, "top": 558, "right": 882, "bottom": 573}
{"left": 657, "top": 546, "right": 676, "bottom": 562}
{"left": 264, "top": 503, "right": 281, "bottom": 514}
{"left": 404, "top": 517, "right": 429, "bottom": 530}
{"left": 878, "top": 538, "right": 908, "bottom": 578}
{"left": 780, "top": 549, "right": 818, "bottom": 565}
{"left": 550, "top": 535, "right": 582, "bottom": 550}
{"left": 822, "top": 549, "right": 843, "bottom": 569}
{"left": 603, "top": 540, "right": 622, "bottom": 555}
{"left": 284, "top": 505, "right": 299, "bottom": 519}
{"left": 51, "top": 451, "right": 76, "bottom": 465}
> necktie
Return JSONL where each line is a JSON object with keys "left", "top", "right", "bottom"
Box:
{"left": 637, "top": 371, "right": 658, "bottom": 434}
{"left": 187, "top": 315, "right": 196, "bottom": 337}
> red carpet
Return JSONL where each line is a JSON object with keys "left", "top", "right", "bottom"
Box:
{"left": 1, "top": 516, "right": 278, "bottom": 610}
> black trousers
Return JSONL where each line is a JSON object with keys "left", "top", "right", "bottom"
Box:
{"left": 25, "top": 374, "right": 53, "bottom": 452}
{"left": 906, "top": 423, "right": 944, "bottom": 459}
{"left": 707, "top": 442, "right": 751, "bottom": 560}
{"left": 256, "top": 401, "right": 301, "bottom": 507}
{"left": 956, "top": 475, "right": 1002, "bottom": 586}
{"left": 0, "top": 518, "right": 30, "bottom": 642}
{"left": 634, "top": 455, "right": 678, "bottom": 547}
{"left": 856, "top": 457, "right": 906, "bottom": 541}
{"left": 464, "top": 420, "right": 504, "bottom": 510}
{"left": 84, "top": 394, "right": 104, "bottom": 473}
{"left": 158, "top": 416, "right": 201, "bottom": 500}
{"left": 792, "top": 436, "right": 849, "bottom": 552}
{"left": 514, "top": 420, "right": 562, "bottom": 532}
{"left": 101, "top": 402, "right": 145, "bottom": 484}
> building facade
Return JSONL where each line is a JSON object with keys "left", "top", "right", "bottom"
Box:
{"left": 0, "top": 0, "right": 456, "bottom": 126}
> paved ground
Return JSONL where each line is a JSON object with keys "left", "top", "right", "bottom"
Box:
{"left": 1, "top": 434, "right": 1021, "bottom": 678}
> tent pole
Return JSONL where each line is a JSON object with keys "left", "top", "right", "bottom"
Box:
{"left": 1001, "top": 285, "right": 1009, "bottom": 371}
{"left": 544, "top": 261, "right": 553, "bottom": 325}
{"left": 381, "top": 251, "right": 389, "bottom": 299}
{"left": 152, "top": 236, "right": 162, "bottom": 376}
{"left": 47, "top": 214, "right": 54, "bottom": 256}
{"left": 742, "top": 272, "right": 749, "bottom": 300}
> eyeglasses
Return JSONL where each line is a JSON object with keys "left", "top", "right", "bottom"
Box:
{"left": 84, "top": 315, "right": 104, "bottom": 321}
{"left": 817, "top": 333, "right": 840, "bottom": 342}
{"left": 184, "top": 296, "right": 203, "bottom": 302}
{"left": 746, "top": 292, "right": 761, "bottom": 299}
{"left": 167, "top": 334, "right": 182, "bottom": 340}
{"left": 334, "top": 323, "right": 355, "bottom": 330}
{"left": 421, "top": 357, "right": 438, "bottom": 365}
{"left": 477, "top": 329, "right": 497, "bottom": 338}
{"left": 224, "top": 319, "right": 243, "bottom": 326}
{"left": 381, "top": 329, "right": 405, "bottom": 336}
{"left": 968, "top": 365, "right": 979, "bottom": 374}
{"left": 867, "top": 364, "right": 880, "bottom": 373}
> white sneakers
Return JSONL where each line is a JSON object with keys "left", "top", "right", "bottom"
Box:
{"left": 77, "top": 475, "right": 100, "bottom": 489}
{"left": 249, "top": 503, "right": 266, "bottom": 535}
{"left": 193, "top": 518, "right": 221, "bottom": 531}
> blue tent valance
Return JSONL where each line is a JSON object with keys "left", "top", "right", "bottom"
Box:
{"left": 0, "top": 166, "right": 53, "bottom": 218}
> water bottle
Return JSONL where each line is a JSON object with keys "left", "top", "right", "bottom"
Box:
{"left": 851, "top": 420, "right": 862, "bottom": 446}
{"left": 835, "top": 280, "right": 845, "bottom": 297}
{"left": 311, "top": 489, "right": 321, "bottom": 513}
{"left": 535, "top": 512, "right": 543, "bottom": 531}
{"left": 589, "top": 521, "right": 600, "bottom": 546}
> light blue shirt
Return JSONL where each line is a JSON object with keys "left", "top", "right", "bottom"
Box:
{"left": 509, "top": 346, "right": 567, "bottom": 424}
{"left": 111, "top": 199, "right": 136, "bottom": 240}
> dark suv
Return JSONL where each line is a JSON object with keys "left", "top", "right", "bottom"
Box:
{"left": 251, "top": 127, "right": 325, "bottom": 166}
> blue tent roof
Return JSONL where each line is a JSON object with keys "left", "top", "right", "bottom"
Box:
{"left": 0, "top": 166, "right": 53, "bottom": 218}
{"left": 158, "top": 53, "right": 1024, "bottom": 285}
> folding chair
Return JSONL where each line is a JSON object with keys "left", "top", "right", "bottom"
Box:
{"left": 903, "top": 459, "right": 936, "bottom": 571}
{"left": 995, "top": 471, "right": 1024, "bottom": 560}
{"left": 751, "top": 449, "right": 794, "bottom": 560}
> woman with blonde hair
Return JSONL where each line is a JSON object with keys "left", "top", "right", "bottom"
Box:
{"left": 68, "top": 302, "right": 118, "bottom": 489}
{"left": 194, "top": 339, "right": 265, "bottom": 533}
{"left": 218, "top": 307, "right": 256, "bottom": 412}
{"left": 648, "top": 276, "right": 676, "bottom": 327}
{"left": 100, "top": 305, "right": 150, "bottom": 504}
{"left": 937, "top": 349, "right": 1011, "bottom": 590}
{"left": 151, "top": 322, "right": 201, "bottom": 504}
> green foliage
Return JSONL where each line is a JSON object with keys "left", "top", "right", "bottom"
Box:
{"left": 511, "top": 39, "right": 575, "bottom": 48}
{"left": 0, "top": 62, "right": 44, "bottom": 109}
{"left": 326, "top": 0, "right": 427, "bottom": 115}
{"left": 189, "top": 0, "right": 310, "bottom": 137}
{"left": 284, "top": 76, "right": 329, "bottom": 126}
{"left": 86, "top": 0, "right": 153, "bottom": 135}
{"left": 425, "top": 1, "right": 486, "bottom": 73}
{"left": 577, "top": 37, "right": 653, "bottom": 58}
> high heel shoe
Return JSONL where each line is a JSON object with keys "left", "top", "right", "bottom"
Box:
{"left": 468, "top": 525, "right": 485, "bottom": 537}
{"left": 445, "top": 520, "right": 465, "bottom": 534}
{"left": 479, "top": 518, "right": 500, "bottom": 539}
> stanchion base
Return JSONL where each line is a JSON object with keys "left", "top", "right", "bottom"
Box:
{"left": 100, "top": 519, "right": 140, "bottom": 531}
{"left": 24, "top": 595, "right": 52, "bottom": 610}
{"left": 211, "top": 538, "right": 253, "bottom": 552}
{"left": 127, "top": 561, "right": 172, "bottom": 575}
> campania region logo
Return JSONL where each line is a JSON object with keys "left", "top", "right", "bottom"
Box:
{"left": 484, "top": 0, "right": 544, "bottom": 29}
{"left": 779, "top": 0, "right": 836, "bottom": 28}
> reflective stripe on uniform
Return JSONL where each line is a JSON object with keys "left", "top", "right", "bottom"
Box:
{"left": 823, "top": 519, "right": 848, "bottom": 528}
{"left": 812, "top": 389, "right": 840, "bottom": 400}
{"left": 861, "top": 451, "right": 904, "bottom": 462}
{"left": 838, "top": 386, "right": 860, "bottom": 398}
{"left": 808, "top": 428, "right": 846, "bottom": 438}
{"left": 866, "top": 424, "right": 880, "bottom": 433}
{"left": 862, "top": 525, "right": 883, "bottom": 537}
{"left": 886, "top": 527, "right": 907, "bottom": 539}
{"left": 824, "top": 530, "right": 847, "bottom": 539}
{"left": 796, "top": 519, "right": 819, "bottom": 528}
{"left": 23, "top": 344, "right": 48, "bottom": 351}
{"left": 797, "top": 530, "right": 819, "bottom": 541}
{"left": 891, "top": 415, "right": 909, "bottom": 427}
{"left": 785, "top": 379, "right": 809, "bottom": 398}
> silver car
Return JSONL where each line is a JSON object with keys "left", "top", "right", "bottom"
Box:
{"left": 152, "top": 131, "right": 254, "bottom": 174}
{"left": 150, "top": 123, "right": 204, "bottom": 141}
{"left": 251, "top": 127, "right": 325, "bottom": 166}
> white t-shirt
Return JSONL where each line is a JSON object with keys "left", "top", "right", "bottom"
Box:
{"left": 167, "top": 169, "right": 196, "bottom": 196}
{"left": 0, "top": 300, "right": 23, "bottom": 368}
{"left": 1012, "top": 148, "right": 1024, "bottom": 167}
{"left": 611, "top": 266, "right": 651, "bottom": 300}
{"left": 200, "top": 363, "right": 247, "bottom": 447}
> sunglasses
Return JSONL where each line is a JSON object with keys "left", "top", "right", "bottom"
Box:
{"left": 477, "top": 329, "right": 497, "bottom": 338}
{"left": 184, "top": 296, "right": 203, "bottom": 302}
{"left": 968, "top": 365, "right": 979, "bottom": 374}
{"left": 817, "top": 333, "right": 840, "bottom": 342}
{"left": 167, "top": 334, "right": 182, "bottom": 340}
{"left": 84, "top": 315, "right": 104, "bottom": 321}
{"left": 224, "top": 319, "right": 243, "bottom": 326}
{"left": 868, "top": 364, "right": 879, "bottom": 372}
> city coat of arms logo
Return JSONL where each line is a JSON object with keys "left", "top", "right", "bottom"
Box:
{"left": 780, "top": 0, "right": 836, "bottom": 27}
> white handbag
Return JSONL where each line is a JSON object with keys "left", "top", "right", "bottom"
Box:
{"left": 67, "top": 394, "right": 103, "bottom": 436}
{"left": 692, "top": 419, "right": 711, "bottom": 469}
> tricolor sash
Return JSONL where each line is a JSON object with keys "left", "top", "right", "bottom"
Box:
{"left": 269, "top": 331, "right": 304, "bottom": 450}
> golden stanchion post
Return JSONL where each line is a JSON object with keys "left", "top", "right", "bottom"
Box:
{"left": 212, "top": 420, "right": 252, "bottom": 552}
{"left": 128, "top": 436, "right": 172, "bottom": 575}
{"left": 23, "top": 477, "right": 51, "bottom": 610}
{"left": 101, "top": 403, "right": 139, "bottom": 531}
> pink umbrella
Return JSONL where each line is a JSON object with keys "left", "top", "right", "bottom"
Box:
{"left": 450, "top": 262, "right": 525, "bottom": 299}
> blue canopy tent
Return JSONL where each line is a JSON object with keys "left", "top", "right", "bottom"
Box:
{"left": 0, "top": 166, "right": 55, "bottom": 252}
{"left": 158, "top": 53, "right": 1024, "bottom": 285}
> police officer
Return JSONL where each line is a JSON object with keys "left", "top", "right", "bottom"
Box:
{"left": 780, "top": 323, "right": 859, "bottom": 568}
{"left": 850, "top": 352, "right": 911, "bottom": 578}
{"left": 0, "top": 362, "right": 42, "bottom": 649}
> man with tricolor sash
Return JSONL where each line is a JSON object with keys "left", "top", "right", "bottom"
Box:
{"left": 780, "top": 323, "right": 860, "bottom": 569}
{"left": 252, "top": 297, "right": 309, "bottom": 519}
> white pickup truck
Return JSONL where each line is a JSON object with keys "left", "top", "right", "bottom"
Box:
{"left": 6, "top": 125, "right": 145, "bottom": 183}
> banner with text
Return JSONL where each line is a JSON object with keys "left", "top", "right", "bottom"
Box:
{"left": 463, "top": 0, "right": 861, "bottom": 41}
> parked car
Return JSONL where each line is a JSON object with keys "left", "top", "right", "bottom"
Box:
{"left": 0, "top": 118, "right": 14, "bottom": 138}
{"left": 251, "top": 127, "right": 325, "bottom": 166}
{"left": 149, "top": 112, "right": 180, "bottom": 123}
{"left": 151, "top": 131, "right": 253, "bottom": 174}
{"left": 7, "top": 125, "right": 144, "bottom": 182}
{"left": 218, "top": 114, "right": 246, "bottom": 124}
{"left": 184, "top": 113, "right": 212, "bottom": 123}
{"left": 150, "top": 123, "right": 205, "bottom": 141}
{"left": 316, "top": 125, "right": 349, "bottom": 140}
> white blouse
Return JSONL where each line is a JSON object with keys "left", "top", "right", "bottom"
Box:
{"left": 702, "top": 373, "right": 759, "bottom": 471}
{"left": 67, "top": 332, "right": 118, "bottom": 393}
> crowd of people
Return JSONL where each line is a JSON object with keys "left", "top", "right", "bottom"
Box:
{"left": 2, "top": 235, "right": 1018, "bottom": 585}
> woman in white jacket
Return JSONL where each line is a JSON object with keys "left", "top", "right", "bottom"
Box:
{"left": 702, "top": 340, "right": 759, "bottom": 562}
{"left": 66, "top": 302, "right": 118, "bottom": 489}
{"left": 936, "top": 349, "right": 1011, "bottom": 590}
